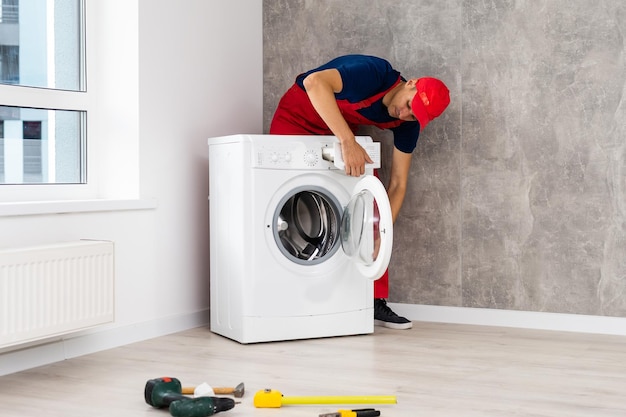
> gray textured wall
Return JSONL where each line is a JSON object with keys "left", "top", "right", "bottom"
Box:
{"left": 263, "top": 0, "right": 626, "bottom": 317}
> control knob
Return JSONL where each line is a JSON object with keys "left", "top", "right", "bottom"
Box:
{"left": 303, "top": 149, "right": 319, "bottom": 166}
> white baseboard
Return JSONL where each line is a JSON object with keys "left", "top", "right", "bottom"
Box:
{"left": 0, "top": 309, "right": 210, "bottom": 376}
{"left": 389, "top": 303, "right": 626, "bottom": 336}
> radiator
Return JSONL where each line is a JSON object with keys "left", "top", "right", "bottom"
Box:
{"left": 0, "top": 240, "right": 115, "bottom": 349}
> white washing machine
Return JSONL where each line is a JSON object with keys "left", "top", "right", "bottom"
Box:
{"left": 208, "top": 134, "right": 393, "bottom": 343}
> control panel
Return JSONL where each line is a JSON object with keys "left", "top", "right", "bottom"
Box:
{"left": 252, "top": 136, "right": 380, "bottom": 171}
{"left": 253, "top": 142, "right": 328, "bottom": 169}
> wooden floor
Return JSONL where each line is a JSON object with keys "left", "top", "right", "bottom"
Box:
{"left": 1, "top": 322, "right": 626, "bottom": 416}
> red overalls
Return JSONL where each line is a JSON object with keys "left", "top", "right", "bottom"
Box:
{"left": 270, "top": 78, "right": 403, "bottom": 298}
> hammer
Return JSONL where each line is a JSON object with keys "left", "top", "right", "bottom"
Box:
{"left": 182, "top": 382, "right": 245, "bottom": 398}
{"left": 144, "top": 377, "right": 235, "bottom": 416}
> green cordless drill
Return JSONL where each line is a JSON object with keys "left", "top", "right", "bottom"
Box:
{"left": 144, "top": 377, "right": 235, "bottom": 417}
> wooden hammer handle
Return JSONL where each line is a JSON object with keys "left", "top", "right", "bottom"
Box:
{"left": 212, "top": 387, "right": 233, "bottom": 395}
{"left": 181, "top": 386, "right": 233, "bottom": 395}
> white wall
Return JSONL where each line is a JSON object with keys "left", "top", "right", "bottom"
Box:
{"left": 0, "top": 0, "right": 263, "bottom": 375}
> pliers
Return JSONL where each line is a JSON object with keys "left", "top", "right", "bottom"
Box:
{"left": 319, "top": 408, "right": 381, "bottom": 417}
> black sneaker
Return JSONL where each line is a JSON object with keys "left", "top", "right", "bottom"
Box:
{"left": 374, "top": 298, "right": 413, "bottom": 330}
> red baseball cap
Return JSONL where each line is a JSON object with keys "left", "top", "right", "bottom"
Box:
{"left": 411, "top": 77, "right": 450, "bottom": 131}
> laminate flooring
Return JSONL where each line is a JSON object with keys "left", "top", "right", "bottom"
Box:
{"left": 1, "top": 322, "right": 625, "bottom": 416}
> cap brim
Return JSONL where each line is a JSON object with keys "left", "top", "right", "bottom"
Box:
{"left": 411, "top": 94, "right": 430, "bottom": 132}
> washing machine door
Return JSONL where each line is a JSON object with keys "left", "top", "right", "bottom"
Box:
{"left": 340, "top": 175, "right": 393, "bottom": 280}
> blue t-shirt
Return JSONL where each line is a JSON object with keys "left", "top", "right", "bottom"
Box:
{"left": 295, "top": 55, "right": 420, "bottom": 153}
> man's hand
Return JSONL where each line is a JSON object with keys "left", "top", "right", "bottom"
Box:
{"left": 303, "top": 70, "right": 373, "bottom": 177}
{"left": 341, "top": 139, "right": 374, "bottom": 177}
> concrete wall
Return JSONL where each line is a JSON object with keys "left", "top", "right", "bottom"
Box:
{"left": 263, "top": 0, "right": 626, "bottom": 317}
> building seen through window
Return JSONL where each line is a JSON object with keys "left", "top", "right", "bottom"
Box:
{"left": 0, "top": 0, "right": 85, "bottom": 185}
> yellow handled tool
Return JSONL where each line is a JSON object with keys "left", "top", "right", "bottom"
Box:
{"left": 320, "top": 408, "right": 381, "bottom": 417}
{"left": 253, "top": 389, "right": 397, "bottom": 408}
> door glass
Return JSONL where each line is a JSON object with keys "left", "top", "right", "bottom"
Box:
{"left": 341, "top": 189, "right": 382, "bottom": 265}
{"left": 273, "top": 188, "right": 341, "bottom": 265}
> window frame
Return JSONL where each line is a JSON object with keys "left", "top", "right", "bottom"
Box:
{"left": 0, "top": 0, "right": 95, "bottom": 202}
{"left": 0, "top": 0, "right": 151, "bottom": 216}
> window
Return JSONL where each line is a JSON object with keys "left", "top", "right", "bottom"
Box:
{"left": 0, "top": 0, "right": 86, "bottom": 186}
{"left": 0, "top": 105, "right": 84, "bottom": 184}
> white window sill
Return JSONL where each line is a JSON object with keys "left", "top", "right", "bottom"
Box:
{"left": 0, "top": 199, "right": 158, "bottom": 217}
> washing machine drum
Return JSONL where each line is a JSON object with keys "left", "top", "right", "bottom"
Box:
{"left": 272, "top": 175, "right": 393, "bottom": 278}
{"left": 276, "top": 190, "right": 341, "bottom": 264}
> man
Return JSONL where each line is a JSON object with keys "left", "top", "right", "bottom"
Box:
{"left": 270, "top": 54, "right": 450, "bottom": 329}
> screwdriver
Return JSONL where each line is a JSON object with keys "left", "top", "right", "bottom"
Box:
{"left": 319, "top": 409, "right": 381, "bottom": 417}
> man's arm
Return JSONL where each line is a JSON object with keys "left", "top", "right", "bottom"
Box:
{"left": 387, "top": 147, "right": 413, "bottom": 223}
{"left": 303, "top": 69, "right": 373, "bottom": 177}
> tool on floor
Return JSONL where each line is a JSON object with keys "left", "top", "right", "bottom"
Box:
{"left": 319, "top": 409, "right": 381, "bottom": 417}
{"left": 182, "top": 382, "right": 245, "bottom": 398}
{"left": 185, "top": 382, "right": 215, "bottom": 397}
{"left": 253, "top": 389, "right": 396, "bottom": 408}
{"left": 144, "top": 377, "right": 235, "bottom": 416}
